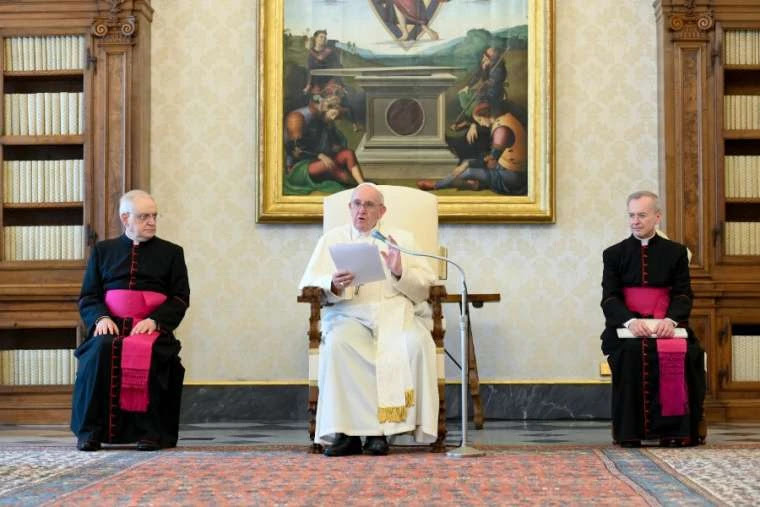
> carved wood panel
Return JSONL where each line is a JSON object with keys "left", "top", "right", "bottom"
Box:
{"left": 673, "top": 44, "right": 708, "bottom": 270}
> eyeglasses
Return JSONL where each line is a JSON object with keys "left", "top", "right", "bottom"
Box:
{"left": 350, "top": 199, "right": 381, "bottom": 210}
{"left": 132, "top": 212, "right": 159, "bottom": 222}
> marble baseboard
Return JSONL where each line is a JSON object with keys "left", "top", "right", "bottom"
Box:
{"left": 180, "top": 384, "right": 611, "bottom": 423}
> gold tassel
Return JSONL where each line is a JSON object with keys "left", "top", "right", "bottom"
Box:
{"left": 377, "top": 405, "right": 407, "bottom": 423}
{"left": 405, "top": 389, "right": 415, "bottom": 407}
{"left": 378, "top": 390, "right": 416, "bottom": 422}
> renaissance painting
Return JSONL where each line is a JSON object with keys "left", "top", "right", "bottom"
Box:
{"left": 258, "top": 0, "right": 554, "bottom": 222}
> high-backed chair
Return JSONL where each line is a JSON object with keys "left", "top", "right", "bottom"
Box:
{"left": 298, "top": 185, "right": 448, "bottom": 452}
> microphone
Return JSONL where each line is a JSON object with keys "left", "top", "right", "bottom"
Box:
{"left": 372, "top": 229, "right": 459, "bottom": 275}
{"left": 370, "top": 227, "right": 483, "bottom": 458}
{"left": 371, "top": 228, "right": 466, "bottom": 291}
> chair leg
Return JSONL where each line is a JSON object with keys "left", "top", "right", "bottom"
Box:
{"left": 308, "top": 384, "right": 320, "bottom": 453}
{"left": 299, "top": 287, "right": 323, "bottom": 453}
{"left": 431, "top": 379, "right": 447, "bottom": 452}
{"left": 467, "top": 321, "right": 484, "bottom": 429}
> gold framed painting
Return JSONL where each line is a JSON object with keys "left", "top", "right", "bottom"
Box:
{"left": 258, "top": 0, "right": 554, "bottom": 223}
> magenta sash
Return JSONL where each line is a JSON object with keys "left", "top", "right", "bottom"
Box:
{"left": 622, "top": 287, "right": 688, "bottom": 417}
{"left": 656, "top": 338, "right": 689, "bottom": 416}
{"left": 622, "top": 287, "right": 669, "bottom": 318}
{"left": 105, "top": 289, "right": 167, "bottom": 412}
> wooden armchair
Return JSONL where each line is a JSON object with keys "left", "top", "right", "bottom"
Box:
{"left": 298, "top": 185, "right": 449, "bottom": 452}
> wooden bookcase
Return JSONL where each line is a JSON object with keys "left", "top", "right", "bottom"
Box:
{"left": 656, "top": 0, "right": 760, "bottom": 421}
{"left": 0, "top": 0, "right": 152, "bottom": 424}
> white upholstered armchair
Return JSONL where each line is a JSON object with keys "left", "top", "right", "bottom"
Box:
{"left": 298, "top": 185, "right": 449, "bottom": 452}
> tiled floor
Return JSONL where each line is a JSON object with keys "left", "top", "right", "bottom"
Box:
{"left": 2, "top": 420, "right": 760, "bottom": 448}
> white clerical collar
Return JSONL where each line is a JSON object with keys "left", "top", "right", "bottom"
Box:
{"left": 124, "top": 232, "right": 151, "bottom": 245}
{"left": 350, "top": 225, "right": 377, "bottom": 240}
{"left": 124, "top": 233, "right": 142, "bottom": 245}
{"left": 637, "top": 233, "right": 656, "bottom": 246}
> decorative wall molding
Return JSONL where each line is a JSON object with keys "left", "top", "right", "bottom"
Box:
{"left": 667, "top": 0, "right": 714, "bottom": 40}
{"left": 92, "top": 0, "right": 137, "bottom": 42}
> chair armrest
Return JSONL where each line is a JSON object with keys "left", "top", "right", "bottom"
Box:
{"left": 298, "top": 286, "right": 323, "bottom": 349}
{"left": 428, "top": 285, "right": 447, "bottom": 348}
{"left": 297, "top": 286, "right": 323, "bottom": 304}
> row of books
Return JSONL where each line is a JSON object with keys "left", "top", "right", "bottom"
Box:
{"left": 0, "top": 349, "right": 76, "bottom": 385}
{"left": 3, "top": 35, "right": 85, "bottom": 72}
{"left": 725, "top": 156, "right": 760, "bottom": 199}
{"left": 723, "top": 95, "right": 760, "bottom": 130}
{"left": 3, "top": 159, "right": 84, "bottom": 203}
{"left": 732, "top": 335, "right": 760, "bottom": 382}
{"left": 2, "top": 225, "right": 84, "bottom": 261}
{"left": 3, "top": 92, "right": 83, "bottom": 136}
{"left": 724, "top": 30, "right": 760, "bottom": 66}
{"left": 725, "top": 222, "right": 760, "bottom": 256}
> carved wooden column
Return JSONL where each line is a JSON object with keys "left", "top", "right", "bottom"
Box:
{"left": 90, "top": 0, "right": 152, "bottom": 241}
{"left": 655, "top": 1, "right": 715, "bottom": 277}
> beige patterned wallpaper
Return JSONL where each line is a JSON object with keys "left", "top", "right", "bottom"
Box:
{"left": 150, "top": 0, "right": 659, "bottom": 382}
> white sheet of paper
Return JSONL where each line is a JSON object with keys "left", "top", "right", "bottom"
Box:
{"left": 617, "top": 318, "right": 688, "bottom": 338}
{"left": 329, "top": 242, "right": 386, "bottom": 286}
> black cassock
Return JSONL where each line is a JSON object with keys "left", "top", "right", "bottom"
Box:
{"left": 71, "top": 234, "right": 190, "bottom": 447}
{"left": 601, "top": 234, "right": 706, "bottom": 445}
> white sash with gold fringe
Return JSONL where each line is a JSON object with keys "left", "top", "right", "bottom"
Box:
{"left": 375, "top": 300, "right": 415, "bottom": 423}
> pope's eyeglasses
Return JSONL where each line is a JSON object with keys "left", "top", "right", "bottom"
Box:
{"left": 350, "top": 200, "right": 380, "bottom": 210}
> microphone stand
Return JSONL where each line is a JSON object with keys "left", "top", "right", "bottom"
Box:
{"left": 372, "top": 231, "right": 484, "bottom": 458}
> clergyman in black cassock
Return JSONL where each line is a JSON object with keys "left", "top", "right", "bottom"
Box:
{"left": 71, "top": 190, "right": 189, "bottom": 451}
{"left": 600, "top": 191, "right": 706, "bottom": 447}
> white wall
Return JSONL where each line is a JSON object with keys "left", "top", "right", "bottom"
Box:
{"left": 150, "top": 0, "right": 659, "bottom": 382}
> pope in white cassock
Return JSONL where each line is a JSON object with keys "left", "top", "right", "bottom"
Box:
{"left": 299, "top": 183, "right": 439, "bottom": 456}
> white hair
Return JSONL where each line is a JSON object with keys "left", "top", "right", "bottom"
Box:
{"left": 119, "top": 189, "right": 154, "bottom": 215}
{"left": 627, "top": 190, "right": 660, "bottom": 212}
{"left": 350, "top": 182, "right": 384, "bottom": 204}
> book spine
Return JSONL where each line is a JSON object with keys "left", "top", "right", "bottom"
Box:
{"left": 11, "top": 93, "right": 20, "bottom": 135}
{"left": 3, "top": 38, "right": 10, "bottom": 72}
{"left": 2, "top": 226, "right": 9, "bottom": 262}
{"left": 35, "top": 160, "right": 43, "bottom": 203}
{"left": 26, "top": 93, "right": 35, "bottom": 136}
{"left": 2, "top": 161, "right": 7, "bottom": 203}
{"left": 12, "top": 161, "right": 20, "bottom": 203}
{"left": 10, "top": 37, "right": 20, "bottom": 72}
{"left": 43, "top": 92, "right": 52, "bottom": 135}
{"left": 68, "top": 92, "right": 79, "bottom": 134}
{"left": 76, "top": 159, "right": 83, "bottom": 201}
{"left": 18, "top": 94, "right": 28, "bottom": 135}
{"left": 50, "top": 91, "right": 61, "bottom": 135}
{"left": 33, "top": 37, "right": 42, "bottom": 71}
{"left": 22, "top": 36, "right": 31, "bottom": 72}
{"left": 0, "top": 350, "right": 10, "bottom": 384}
{"left": 3, "top": 94, "right": 10, "bottom": 135}
{"left": 59, "top": 92, "right": 69, "bottom": 135}
{"left": 64, "top": 35, "right": 72, "bottom": 70}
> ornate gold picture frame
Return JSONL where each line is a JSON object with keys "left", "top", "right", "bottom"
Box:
{"left": 258, "top": 0, "right": 554, "bottom": 223}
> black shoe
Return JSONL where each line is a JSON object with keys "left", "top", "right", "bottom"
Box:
{"left": 363, "top": 435, "right": 389, "bottom": 456}
{"left": 136, "top": 439, "right": 161, "bottom": 451}
{"left": 660, "top": 437, "right": 692, "bottom": 448}
{"left": 77, "top": 438, "right": 101, "bottom": 452}
{"left": 323, "top": 433, "right": 362, "bottom": 457}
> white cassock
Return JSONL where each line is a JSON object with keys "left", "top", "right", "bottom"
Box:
{"left": 299, "top": 223, "right": 439, "bottom": 445}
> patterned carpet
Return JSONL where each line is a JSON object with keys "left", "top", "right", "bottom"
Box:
{"left": 1, "top": 444, "right": 758, "bottom": 505}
